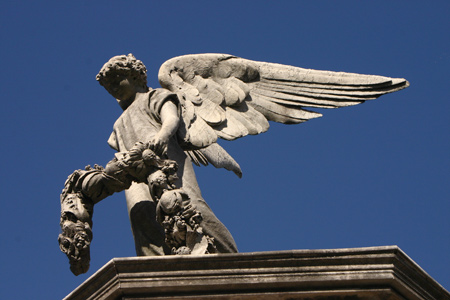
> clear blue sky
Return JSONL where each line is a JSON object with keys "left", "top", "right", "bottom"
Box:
{"left": 1, "top": 1, "right": 449, "bottom": 298}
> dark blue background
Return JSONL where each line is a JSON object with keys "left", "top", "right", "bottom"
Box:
{"left": 1, "top": 1, "right": 448, "bottom": 298}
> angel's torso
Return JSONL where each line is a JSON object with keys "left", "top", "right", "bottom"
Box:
{"left": 108, "top": 88, "right": 177, "bottom": 152}
{"left": 107, "top": 88, "right": 203, "bottom": 199}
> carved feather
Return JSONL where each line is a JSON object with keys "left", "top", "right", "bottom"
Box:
{"left": 198, "top": 143, "right": 242, "bottom": 178}
{"left": 193, "top": 97, "right": 226, "bottom": 126}
{"left": 214, "top": 108, "right": 249, "bottom": 140}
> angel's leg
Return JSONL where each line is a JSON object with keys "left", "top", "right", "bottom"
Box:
{"left": 175, "top": 151, "right": 238, "bottom": 254}
{"left": 126, "top": 182, "right": 171, "bottom": 256}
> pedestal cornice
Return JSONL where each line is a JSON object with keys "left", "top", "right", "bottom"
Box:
{"left": 64, "top": 246, "right": 449, "bottom": 300}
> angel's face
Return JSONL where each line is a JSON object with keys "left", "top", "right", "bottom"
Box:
{"left": 105, "top": 75, "right": 136, "bottom": 101}
{"left": 103, "top": 74, "right": 144, "bottom": 110}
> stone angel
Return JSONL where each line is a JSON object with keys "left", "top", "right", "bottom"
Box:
{"left": 72, "top": 53, "right": 409, "bottom": 262}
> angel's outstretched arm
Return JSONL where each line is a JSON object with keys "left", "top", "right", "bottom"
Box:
{"left": 151, "top": 100, "right": 179, "bottom": 155}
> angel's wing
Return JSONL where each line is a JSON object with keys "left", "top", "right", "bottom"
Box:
{"left": 158, "top": 54, "right": 409, "bottom": 174}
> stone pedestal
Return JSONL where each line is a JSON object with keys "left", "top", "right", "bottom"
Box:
{"left": 64, "top": 246, "right": 449, "bottom": 300}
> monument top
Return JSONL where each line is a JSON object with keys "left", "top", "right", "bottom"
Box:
{"left": 64, "top": 246, "right": 449, "bottom": 300}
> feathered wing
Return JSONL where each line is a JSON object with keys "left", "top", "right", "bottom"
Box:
{"left": 158, "top": 54, "right": 409, "bottom": 175}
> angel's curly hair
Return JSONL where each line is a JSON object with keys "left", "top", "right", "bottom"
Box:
{"left": 96, "top": 53, "right": 147, "bottom": 88}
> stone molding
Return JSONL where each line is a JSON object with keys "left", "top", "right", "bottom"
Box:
{"left": 64, "top": 246, "right": 449, "bottom": 300}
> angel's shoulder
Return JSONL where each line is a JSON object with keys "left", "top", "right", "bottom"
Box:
{"left": 149, "top": 88, "right": 179, "bottom": 113}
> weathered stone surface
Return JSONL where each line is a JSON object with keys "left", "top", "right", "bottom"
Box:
{"left": 59, "top": 54, "right": 410, "bottom": 273}
{"left": 64, "top": 246, "right": 449, "bottom": 300}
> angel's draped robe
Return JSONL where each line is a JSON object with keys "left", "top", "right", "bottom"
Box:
{"left": 108, "top": 88, "right": 237, "bottom": 255}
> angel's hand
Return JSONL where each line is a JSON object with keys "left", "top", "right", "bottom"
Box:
{"left": 150, "top": 132, "right": 169, "bottom": 156}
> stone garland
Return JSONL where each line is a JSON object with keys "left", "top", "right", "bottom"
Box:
{"left": 58, "top": 142, "right": 215, "bottom": 275}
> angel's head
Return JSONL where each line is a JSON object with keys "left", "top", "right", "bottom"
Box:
{"left": 96, "top": 54, "right": 149, "bottom": 109}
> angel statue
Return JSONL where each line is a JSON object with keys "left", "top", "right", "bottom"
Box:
{"left": 59, "top": 53, "right": 408, "bottom": 274}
